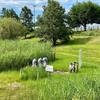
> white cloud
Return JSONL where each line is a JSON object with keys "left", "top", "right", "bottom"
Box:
{"left": 35, "top": 0, "right": 47, "bottom": 4}
{"left": 58, "top": 0, "right": 69, "bottom": 2}
{"left": 0, "top": 0, "right": 100, "bottom": 16}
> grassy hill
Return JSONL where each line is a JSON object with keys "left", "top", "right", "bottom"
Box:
{"left": 0, "top": 31, "right": 100, "bottom": 100}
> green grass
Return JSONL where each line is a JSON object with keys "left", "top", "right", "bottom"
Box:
{"left": 0, "top": 31, "right": 100, "bottom": 99}
{"left": 20, "top": 66, "right": 48, "bottom": 80}
{"left": 0, "top": 40, "right": 53, "bottom": 71}
{"left": 51, "top": 36, "right": 100, "bottom": 72}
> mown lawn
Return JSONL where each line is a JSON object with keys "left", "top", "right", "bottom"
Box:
{"left": 0, "top": 34, "right": 100, "bottom": 100}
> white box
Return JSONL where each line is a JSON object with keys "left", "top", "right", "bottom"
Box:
{"left": 45, "top": 65, "right": 53, "bottom": 72}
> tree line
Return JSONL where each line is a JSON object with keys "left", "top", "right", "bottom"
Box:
{"left": 0, "top": 0, "right": 100, "bottom": 45}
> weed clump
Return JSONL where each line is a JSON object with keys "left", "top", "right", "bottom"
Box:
{"left": 20, "top": 66, "right": 48, "bottom": 80}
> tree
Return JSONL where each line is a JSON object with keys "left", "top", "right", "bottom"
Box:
{"left": 20, "top": 6, "right": 33, "bottom": 39}
{"left": 67, "top": 1, "right": 100, "bottom": 31}
{"left": 1, "top": 8, "right": 19, "bottom": 20}
{"left": 35, "top": 0, "right": 73, "bottom": 45}
{"left": 0, "top": 18, "right": 27, "bottom": 39}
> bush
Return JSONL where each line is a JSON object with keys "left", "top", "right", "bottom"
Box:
{"left": 20, "top": 66, "right": 48, "bottom": 80}
{"left": 0, "top": 18, "right": 27, "bottom": 39}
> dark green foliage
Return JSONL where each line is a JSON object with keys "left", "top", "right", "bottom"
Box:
{"left": 20, "top": 6, "right": 33, "bottom": 39}
{"left": 35, "top": 0, "right": 73, "bottom": 45}
{"left": 1, "top": 7, "right": 19, "bottom": 20}
{"left": 67, "top": 1, "right": 100, "bottom": 31}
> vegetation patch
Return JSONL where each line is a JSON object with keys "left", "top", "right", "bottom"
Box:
{"left": 20, "top": 66, "right": 48, "bottom": 80}
{"left": 0, "top": 40, "right": 54, "bottom": 71}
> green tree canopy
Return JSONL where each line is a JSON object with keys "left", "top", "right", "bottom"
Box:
{"left": 35, "top": 0, "right": 73, "bottom": 45}
{"left": 20, "top": 6, "right": 33, "bottom": 39}
{"left": 1, "top": 8, "right": 19, "bottom": 20}
{"left": 0, "top": 18, "right": 27, "bottom": 39}
{"left": 67, "top": 1, "right": 100, "bottom": 31}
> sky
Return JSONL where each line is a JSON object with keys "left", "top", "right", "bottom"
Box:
{"left": 0, "top": 0, "right": 100, "bottom": 21}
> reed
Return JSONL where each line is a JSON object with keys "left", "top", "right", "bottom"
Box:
{"left": 0, "top": 40, "right": 53, "bottom": 71}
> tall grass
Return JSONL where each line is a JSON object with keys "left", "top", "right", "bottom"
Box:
{"left": 0, "top": 71, "right": 100, "bottom": 100}
{"left": 20, "top": 66, "right": 48, "bottom": 80}
{"left": 0, "top": 40, "right": 54, "bottom": 71}
{"left": 34, "top": 74, "right": 100, "bottom": 100}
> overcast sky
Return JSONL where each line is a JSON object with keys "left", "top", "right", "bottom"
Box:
{"left": 0, "top": 0, "right": 100, "bottom": 20}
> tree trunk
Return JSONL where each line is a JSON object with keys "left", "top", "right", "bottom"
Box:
{"left": 52, "top": 37, "right": 56, "bottom": 46}
{"left": 24, "top": 33, "right": 27, "bottom": 39}
{"left": 83, "top": 24, "right": 86, "bottom": 31}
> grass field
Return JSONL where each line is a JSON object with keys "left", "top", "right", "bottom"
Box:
{"left": 0, "top": 32, "right": 100, "bottom": 100}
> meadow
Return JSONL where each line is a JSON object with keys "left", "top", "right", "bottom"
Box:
{"left": 0, "top": 31, "right": 100, "bottom": 100}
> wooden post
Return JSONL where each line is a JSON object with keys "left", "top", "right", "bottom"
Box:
{"left": 53, "top": 52, "right": 55, "bottom": 61}
{"left": 37, "top": 67, "right": 39, "bottom": 80}
{"left": 76, "top": 63, "right": 79, "bottom": 72}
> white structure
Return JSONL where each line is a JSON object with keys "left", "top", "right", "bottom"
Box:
{"left": 45, "top": 65, "right": 53, "bottom": 72}
{"left": 43, "top": 57, "right": 47, "bottom": 67}
{"left": 69, "top": 62, "right": 73, "bottom": 72}
{"left": 79, "top": 49, "right": 82, "bottom": 67}
{"left": 32, "top": 59, "right": 37, "bottom": 67}
{"left": 38, "top": 58, "right": 43, "bottom": 67}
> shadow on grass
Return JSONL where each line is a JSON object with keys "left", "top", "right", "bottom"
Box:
{"left": 21, "top": 34, "right": 35, "bottom": 40}
{"left": 56, "top": 36, "right": 92, "bottom": 46}
{"left": 81, "top": 64, "right": 97, "bottom": 69}
{"left": 68, "top": 37, "right": 92, "bottom": 45}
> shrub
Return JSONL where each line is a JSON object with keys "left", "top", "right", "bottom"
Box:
{"left": 0, "top": 18, "right": 27, "bottom": 39}
{"left": 20, "top": 66, "right": 48, "bottom": 80}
